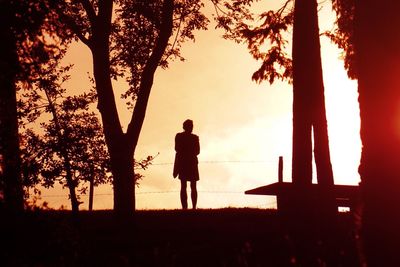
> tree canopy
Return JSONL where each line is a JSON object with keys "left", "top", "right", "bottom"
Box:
{"left": 18, "top": 58, "right": 111, "bottom": 212}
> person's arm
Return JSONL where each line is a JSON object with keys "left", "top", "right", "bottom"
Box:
{"left": 175, "top": 133, "right": 180, "bottom": 152}
{"left": 173, "top": 134, "right": 180, "bottom": 178}
{"left": 195, "top": 135, "right": 200, "bottom": 155}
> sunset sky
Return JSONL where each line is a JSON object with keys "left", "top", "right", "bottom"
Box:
{"left": 39, "top": 1, "right": 361, "bottom": 210}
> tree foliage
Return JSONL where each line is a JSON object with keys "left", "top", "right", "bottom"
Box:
{"left": 213, "top": 0, "right": 293, "bottom": 84}
{"left": 12, "top": 1, "right": 71, "bottom": 83}
{"left": 56, "top": 0, "right": 209, "bottom": 106}
{"left": 114, "top": 0, "right": 209, "bottom": 107}
{"left": 213, "top": 0, "right": 358, "bottom": 83}
{"left": 18, "top": 57, "right": 156, "bottom": 209}
{"left": 18, "top": 59, "right": 111, "bottom": 211}
{"left": 324, "top": 0, "right": 356, "bottom": 79}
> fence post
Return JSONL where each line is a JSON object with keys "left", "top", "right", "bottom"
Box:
{"left": 278, "top": 156, "right": 283, "bottom": 183}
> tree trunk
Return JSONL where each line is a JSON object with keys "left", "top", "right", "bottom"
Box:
{"left": 111, "top": 142, "right": 135, "bottom": 215}
{"left": 292, "top": 0, "right": 335, "bottom": 206}
{"left": 291, "top": 0, "right": 337, "bottom": 263}
{"left": 85, "top": 0, "right": 173, "bottom": 217}
{"left": 292, "top": 0, "right": 317, "bottom": 186}
{"left": 304, "top": 0, "right": 336, "bottom": 226}
{"left": 89, "top": 174, "right": 94, "bottom": 211}
{"left": 0, "top": 2, "right": 24, "bottom": 213}
{"left": 91, "top": 42, "right": 135, "bottom": 216}
{"left": 89, "top": 0, "right": 135, "bottom": 216}
{"left": 355, "top": 0, "right": 400, "bottom": 265}
{"left": 64, "top": 156, "right": 80, "bottom": 213}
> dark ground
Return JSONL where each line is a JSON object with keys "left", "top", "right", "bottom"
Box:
{"left": 1, "top": 208, "right": 360, "bottom": 267}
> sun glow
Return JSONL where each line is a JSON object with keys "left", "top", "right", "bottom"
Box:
{"left": 322, "top": 45, "right": 361, "bottom": 186}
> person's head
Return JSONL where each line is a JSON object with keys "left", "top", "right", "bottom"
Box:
{"left": 183, "top": 119, "right": 193, "bottom": 133}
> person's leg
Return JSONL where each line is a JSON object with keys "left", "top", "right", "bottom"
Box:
{"left": 180, "top": 180, "right": 188, "bottom": 209}
{"left": 190, "top": 181, "right": 197, "bottom": 209}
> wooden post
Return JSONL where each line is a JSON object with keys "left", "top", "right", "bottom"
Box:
{"left": 89, "top": 176, "right": 94, "bottom": 211}
{"left": 277, "top": 156, "right": 286, "bottom": 211}
{"left": 278, "top": 156, "right": 283, "bottom": 183}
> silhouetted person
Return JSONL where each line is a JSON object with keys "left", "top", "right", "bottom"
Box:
{"left": 173, "top": 119, "right": 200, "bottom": 209}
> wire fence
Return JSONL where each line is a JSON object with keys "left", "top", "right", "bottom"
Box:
{"left": 33, "top": 159, "right": 285, "bottom": 210}
{"left": 40, "top": 190, "right": 261, "bottom": 197}
{"left": 151, "top": 160, "right": 277, "bottom": 166}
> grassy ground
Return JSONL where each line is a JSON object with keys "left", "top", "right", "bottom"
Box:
{"left": 2, "top": 208, "right": 360, "bottom": 266}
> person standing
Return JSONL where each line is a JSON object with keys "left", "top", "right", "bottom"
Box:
{"left": 173, "top": 119, "right": 200, "bottom": 209}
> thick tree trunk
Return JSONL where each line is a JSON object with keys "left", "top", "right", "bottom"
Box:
{"left": 111, "top": 142, "right": 135, "bottom": 215}
{"left": 355, "top": 1, "right": 400, "bottom": 265}
{"left": 292, "top": 0, "right": 316, "bottom": 226}
{"left": 291, "top": 0, "right": 337, "bottom": 264}
{"left": 88, "top": 0, "right": 136, "bottom": 216}
{"left": 305, "top": 0, "right": 336, "bottom": 228}
{"left": 0, "top": 2, "right": 24, "bottom": 213}
{"left": 91, "top": 43, "right": 135, "bottom": 215}
{"left": 292, "top": 0, "right": 335, "bottom": 207}
{"left": 292, "top": 0, "right": 313, "bottom": 185}
{"left": 92, "top": 67, "right": 136, "bottom": 215}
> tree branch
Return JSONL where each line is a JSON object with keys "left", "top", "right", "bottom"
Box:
{"left": 79, "top": 0, "right": 97, "bottom": 26}
{"left": 126, "top": 0, "right": 174, "bottom": 150}
{"left": 163, "top": 13, "right": 183, "bottom": 63}
{"left": 277, "top": 0, "right": 294, "bottom": 16}
{"left": 56, "top": 9, "right": 92, "bottom": 47}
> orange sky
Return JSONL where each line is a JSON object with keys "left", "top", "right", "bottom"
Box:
{"left": 38, "top": 1, "right": 361, "bottom": 210}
